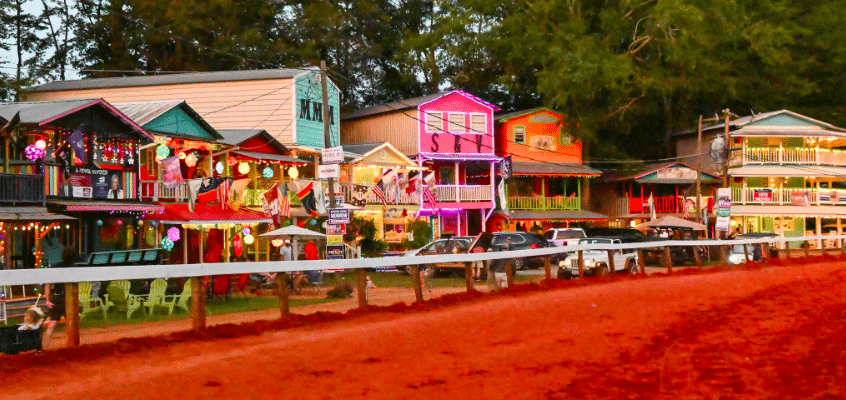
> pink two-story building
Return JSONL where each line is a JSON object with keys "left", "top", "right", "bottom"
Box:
{"left": 342, "top": 91, "right": 501, "bottom": 236}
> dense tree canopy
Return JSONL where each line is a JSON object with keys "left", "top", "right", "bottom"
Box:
{"left": 2, "top": 0, "right": 845, "bottom": 160}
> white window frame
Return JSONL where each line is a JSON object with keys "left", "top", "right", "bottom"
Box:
{"left": 425, "top": 111, "right": 444, "bottom": 133}
{"left": 469, "top": 113, "right": 487, "bottom": 135}
{"left": 514, "top": 125, "right": 526, "bottom": 143}
{"left": 448, "top": 113, "right": 466, "bottom": 133}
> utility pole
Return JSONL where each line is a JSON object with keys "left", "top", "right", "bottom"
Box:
{"left": 696, "top": 114, "right": 721, "bottom": 217}
{"left": 321, "top": 60, "right": 336, "bottom": 209}
{"left": 722, "top": 108, "right": 732, "bottom": 188}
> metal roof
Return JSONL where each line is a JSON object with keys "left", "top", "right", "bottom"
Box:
{"left": 217, "top": 129, "right": 268, "bottom": 146}
{"left": 29, "top": 68, "right": 309, "bottom": 92}
{"left": 342, "top": 90, "right": 500, "bottom": 120}
{"left": 112, "top": 100, "right": 222, "bottom": 140}
{"left": 0, "top": 98, "right": 152, "bottom": 139}
{"left": 495, "top": 107, "right": 558, "bottom": 122}
{"left": 343, "top": 142, "right": 385, "bottom": 156}
{"left": 512, "top": 162, "right": 601, "bottom": 177}
{"left": 673, "top": 109, "right": 846, "bottom": 138}
{"left": 0, "top": 207, "right": 76, "bottom": 221}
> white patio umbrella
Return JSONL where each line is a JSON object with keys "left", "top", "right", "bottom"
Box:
{"left": 260, "top": 225, "right": 327, "bottom": 260}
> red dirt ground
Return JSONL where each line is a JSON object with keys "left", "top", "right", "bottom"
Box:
{"left": 2, "top": 257, "right": 846, "bottom": 399}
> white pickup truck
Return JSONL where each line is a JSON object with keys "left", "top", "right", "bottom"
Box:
{"left": 544, "top": 228, "right": 586, "bottom": 247}
{"left": 558, "top": 238, "right": 639, "bottom": 279}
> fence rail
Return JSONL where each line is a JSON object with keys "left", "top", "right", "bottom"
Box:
{"left": 0, "top": 173, "right": 44, "bottom": 205}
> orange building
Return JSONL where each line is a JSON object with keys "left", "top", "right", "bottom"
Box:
{"left": 490, "top": 108, "right": 605, "bottom": 232}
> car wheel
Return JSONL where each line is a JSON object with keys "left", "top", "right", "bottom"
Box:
{"left": 423, "top": 265, "right": 438, "bottom": 279}
{"left": 596, "top": 264, "right": 609, "bottom": 276}
{"left": 628, "top": 260, "right": 638, "bottom": 274}
{"left": 557, "top": 268, "right": 572, "bottom": 280}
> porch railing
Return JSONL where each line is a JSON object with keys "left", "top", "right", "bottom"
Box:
{"left": 139, "top": 180, "right": 190, "bottom": 203}
{"left": 508, "top": 196, "right": 580, "bottom": 210}
{"left": 739, "top": 147, "right": 846, "bottom": 166}
{"left": 0, "top": 173, "right": 44, "bottom": 205}
{"left": 337, "top": 183, "right": 420, "bottom": 205}
{"left": 732, "top": 186, "right": 846, "bottom": 206}
{"left": 611, "top": 196, "right": 713, "bottom": 216}
{"left": 435, "top": 185, "right": 492, "bottom": 202}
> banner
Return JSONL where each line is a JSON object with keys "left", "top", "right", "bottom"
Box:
{"left": 351, "top": 184, "right": 369, "bottom": 207}
{"left": 262, "top": 183, "right": 282, "bottom": 227}
{"left": 68, "top": 127, "right": 87, "bottom": 165}
{"left": 500, "top": 156, "right": 512, "bottom": 180}
{"left": 752, "top": 188, "right": 773, "bottom": 202}
{"left": 715, "top": 188, "right": 732, "bottom": 232}
{"left": 161, "top": 156, "right": 183, "bottom": 189}
{"left": 791, "top": 190, "right": 810, "bottom": 206}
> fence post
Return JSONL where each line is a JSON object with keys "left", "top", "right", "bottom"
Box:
{"left": 543, "top": 258, "right": 551, "bottom": 280}
{"left": 410, "top": 265, "right": 423, "bottom": 303}
{"left": 64, "top": 282, "right": 80, "bottom": 348}
{"left": 465, "top": 262, "right": 474, "bottom": 291}
{"left": 637, "top": 249, "right": 646, "bottom": 275}
{"left": 663, "top": 246, "right": 673, "bottom": 273}
{"left": 803, "top": 241, "right": 810, "bottom": 258}
{"left": 506, "top": 261, "right": 514, "bottom": 288}
{"left": 190, "top": 276, "right": 206, "bottom": 331}
{"left": 577, "top": 250, "right": 585, "bottom": 278}
{"left": 606, "top": 250, "right": 616, "bottom": 274}
{"left": 357, "top": 269, "right": 368, "bottom": 309}
{"left": 275, "top": 273, "right": 290, "bottom": 318}
{"left": 693, "top": 246, "right": 703, "bottom": 267}
{"left": 743, "top": 244, "right": 750, "bottom": 263}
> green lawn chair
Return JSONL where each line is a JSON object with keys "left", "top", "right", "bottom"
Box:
{"left": 141, "top": 279, "right": 168, "bottom": 315}
{"left": 103, "top": 280, "right": 144, "bottom": 318}
{"left": 161, "top": 279, "right": 192, "bottom": 315}
{"left": 78, "top": 282, "right": 107, "bottom": 320}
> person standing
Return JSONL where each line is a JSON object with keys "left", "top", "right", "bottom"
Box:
{"left": 470, "top": 233, "right": 493, "bottom": 281}
{"left": 304, "top": 239, "right": 318, "bottom": 261}
{"left": 42, "top": 247, "right": 77, "bottom": 348}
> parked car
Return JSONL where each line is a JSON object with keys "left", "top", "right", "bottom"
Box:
{"left": 403, "top": 236, "right": 474, "bottom": 277}
{"left": 557, "top": 238, "right": 639, "bottom": 279}
{"left": 489, "top": 231, "right": 553, "bottom": 270}
{"left": 584, "top": 227, "right": 655, "bottom": 243}
{"left": 728, "top": 233, "right": 779, "bottom": 264}
{"left": 544, "top": 228, "right": 586, "bottom": 247}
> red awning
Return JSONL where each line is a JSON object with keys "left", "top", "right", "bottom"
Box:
{"left": 144, "top": 204, "right": 271, "bottom": 224}
{"left": 49, "top": 201, "right": 164, "bottom": 213}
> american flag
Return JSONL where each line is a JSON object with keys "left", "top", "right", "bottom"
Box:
{"left": 279, "top": 186, "right": 290, "bottom": 218}
{"left": 372, "top": 183, "right": 387, "bottom": 204}
{"left": 423, "top": 187, "right": 437, "bottom": 207}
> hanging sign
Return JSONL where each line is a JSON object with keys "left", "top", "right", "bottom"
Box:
{"left": 321, "top": 146, "right": 344, "bottom": 164}
{"left": 790, "top": 190, "right": 811, "bottom": 206}
{"left": 752, "top": 188, "right": 773, "bottom": 202}
{"left": 326, "top": 244, "right": 345, "bottom": 260}
{"left": 318, "top": 164, "right": 340, "bottom": 179}
{"left": 715, "top": 188, "right": 732, "bottom": 232}
{"left": 327, "top": 235, "right": 344, "bottom": 244}
{"left": 328, "top": 208, "right": 350, "bottom": 224}
{"left": 326, "top": 224, "right": 346, "bottom": 235}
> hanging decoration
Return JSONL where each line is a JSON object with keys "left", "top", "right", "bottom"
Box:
{"left": 262, "top": 166, "right": 274, "bottom": 179}
{"left": 271, "top": 239, "right": 284, "bottom": 247}
{"left": 309, "top": 219, "right": 317, "bottom": 226}
{"left": 160, "top": 237, "right": 174, "bottom": 251}
{"left": 185, "top": 152, "right": 198, "bottom": 168}
{"left": 167, "top": 227, "right": 181, "bottom": 242}
{"left": 288, "top": 166, "right": 299, "bottom": 179}
{"left": 238, "top": 162, "right": 250, "bottom": 175}
{"left": 35, "top": 139, "right": 46, "bottom": 150}
{"left": 116, "top": 220, "right": 123, "bottom": 226}
{"left": 242, "top": 227, "right": 251, "bottom": 236}
{"left": 233, "top": 234, "right": 243, "bottom": 257}
{"left": 96, "top": 219, "right": 104, "bottom": 227}
{"left": 227, "top": 156, "right": 238, "bottom": 167}
{"left": 156, "top": 144, "right": 170, "bottom": 160}
{"left": 25, "top": 145, "right": 46, "bottom": 161}
{"left": 177, "top": 151, "right": 187, "bottom": 160}
{"left": 243, "top": 234, "right": 255, "bottom": 245}
{"left": 215, "top": 161, "right": 224, "bottom": 174}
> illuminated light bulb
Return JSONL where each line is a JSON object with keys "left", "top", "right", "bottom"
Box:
{"left": 35, "top": 139, "right": 46, "bottom": 149}
{"left": 238, "top": 162, "right": 250, "bottom": 175}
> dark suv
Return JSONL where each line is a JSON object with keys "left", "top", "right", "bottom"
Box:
{"left": 489, "top": 231, "right": 553, "bottom": 270}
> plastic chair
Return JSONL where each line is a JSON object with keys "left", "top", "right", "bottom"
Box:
{"left": 78, "top": 282, "right": 107, "bottom": 320}
{"left": 161, "top": 279, "right": 191, "bottom": 315}
{"left": 103, "top": 280, "right": 144, "bottom": 318}
{"left": 212, "top": 275, "right": 231, "bottom": 301}
{"left": 141, "top": 279, "right": 167, "bottom": 315}
{"left": 231, "top": 274, "right": 249, "bottom": 300}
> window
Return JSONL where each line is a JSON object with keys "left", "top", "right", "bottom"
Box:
{"left": 448, "top": 113, "right": 465, "bottom": 133}
{"left": 425, "top": 111, "right": 444, "bottom": 132}
{"left": 514, "top": 126, "right": 526, "bottom": 143}
{"left": 560, "top": 133, "right": 572, "bottom": 146}
{"left": 470, "top": 114, "right": 486, "bottom": 134}
{"left": 439, "top": 167, "right": 455, "bottom": 184}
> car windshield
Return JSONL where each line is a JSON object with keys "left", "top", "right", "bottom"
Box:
{"left": 558, "top": 230, "right": 585, "bottom": 239}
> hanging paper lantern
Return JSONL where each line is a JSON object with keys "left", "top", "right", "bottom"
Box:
{"left": 167, "top": 227, "right": 181, "bottom": 242}
{"left": 156, "top": 145, "right": 170, "bottom": 159}
{"left": 296, "top": 220, "right": 305, "bottom": 228}
{"left": 227, "top": 156, "right": 238, "bottom": 166}
{"left": 137, "top": 220, "right": 144, "bottom": 226}
{"left": 288, "top": 166, "right": 299, "bottom": 179}
{"left": 271, "top": 239, "right": 284, "bottom": 247}
{"left": 35, "top": 139, "right": 46, "bottom": 149}
{"left": 233, "top": 235, "right": 243, "bottom": 257}
{"left": 116, "top": 220, "right": 123, "bottom": 226}
{"left": 310, "top": 219, "right": 317, "bottom": 226}
{"left": 177, "top": 151, "right": 186, "bottom": 160}
{"left": 96, "top": 220, "right": 104, "bottom": 227}
{"left": 160, "top": 237, "right": 174, "bottom": 251}
{"left": 215, "top": 161, "right": 224, "bottom": 174}
{"left": 262, "top": 166, "right": 274, "bottom": 178}
{"left": 185, "top": 152, "right": 198, "bottom": 168}
{"left": 237, "top": 162, "right": 250, "bottom": 175}
{"left": 242, "top": 227, "right": 251, "bottom": 236}
{"left": 25, "top": 145, "right": 45, "bottom": 161}
{"left": 321, "top": 221, "right": 327, "bottom": 229}
{"left": 243, "top": 234, "right": 255, "bottom": 245}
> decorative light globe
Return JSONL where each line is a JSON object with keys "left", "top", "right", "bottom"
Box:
{"left": 243, "top": 234, "right": 255, "bottom": 245}
{"left": 238, "top": 162, "right": 250, "bottom": 175}
{"left": 288, "top": 166, "right": 299, "bottom": 179}
{"left": 262, "top": 166, "right": 274, "bottom": 178}
{"left": 156, "top": 145, "right": 170, "bottom": 159}
{"left": 215, "top": 161, "right": 224, "bottom": 174}
{"left": 167, "top": 227, "right": 181, "bottom": 242}
{"left": 160, "top": 237, "right": 174, "bottom": 251}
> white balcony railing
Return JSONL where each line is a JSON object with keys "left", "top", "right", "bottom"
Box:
{"left": 738, "top": 147, "right": 846, "bottom": 166}
{"left": 337, "top": 183, "right": 420, "bottom": 205}
{"left": 732, "top": 186, "right": 846, "bottom": 206}
{"left": 139, "top": 180, "right": 190, "bottom": 202}
{"left": 435, "top": 184, "right": 493, "bottom": 202}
